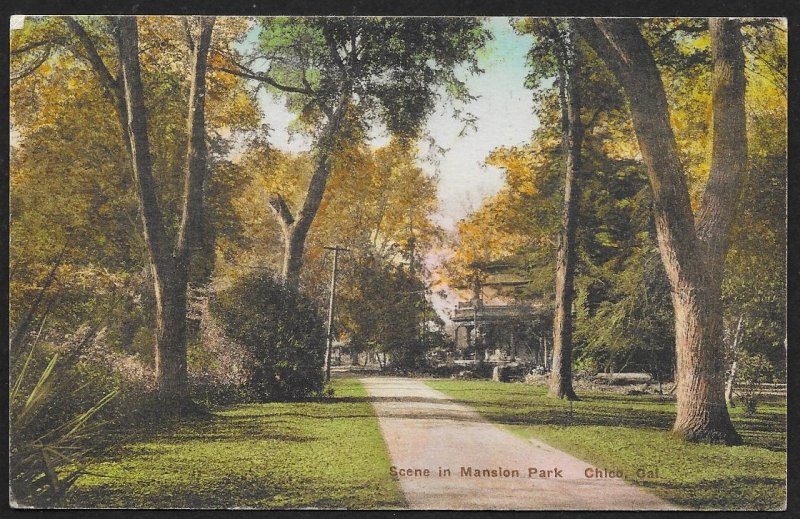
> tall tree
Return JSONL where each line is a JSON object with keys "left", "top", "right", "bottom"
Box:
{"left": 67, "top": 16, "right": 216, "bottom": 402}
{"left": 217, "top": 17, "right": 488, "bottom": 288}
{"left": 11, "top": 17, "right": 258, "bottom": 373}
{"left": 118, "top": 16, "right": 215, "bottom": 402}
{"left": 518, "top": 17, "right": 623, "bottom": 399}
{"left": 526, "top": 19, "right": 586, "bottom": 400}
{"left": 578, "top": 18, "right": 746, "bottom": 443}
{"left": 226, "top": 140, "right": 443, "bottom": 352}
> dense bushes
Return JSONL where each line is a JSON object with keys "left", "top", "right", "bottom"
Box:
{"left": 186, "top": 288, "right": 253, "bottom": 406}
{"left": 210, "top": 272, "right": 327, "bottom": 401}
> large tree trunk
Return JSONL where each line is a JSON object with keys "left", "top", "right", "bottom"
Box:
{"left": 281, "top": 225, "right": 307, "bottom": 288}
{"left": 670, "top": 279, "right": 738, "bottom": 442}
{"left": 548, "top": 21, "right": 583, "bottom": 401}
{"left": 116, "top": 16, "right": 215, "bottom": 402}
{"left": 153, "top": 274, "right": 189, "bottom": 398}
{"left": 117, "top": 17, "right": 184, "bottom": 399}
{"left": 579, "top": 18, "right": 746, "bottom": 444}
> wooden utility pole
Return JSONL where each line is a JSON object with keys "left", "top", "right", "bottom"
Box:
{"left": 323, "top": 246, "right": 349, "bottom": 382}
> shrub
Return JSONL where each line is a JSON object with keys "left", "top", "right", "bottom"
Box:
{"left": 210, "top": 272, "right": 326, "bottom": 401}
{"left": 187, "top": 288, "right": 253, "bottom": 406}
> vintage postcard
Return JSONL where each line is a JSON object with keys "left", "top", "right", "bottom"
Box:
{"left": 9, "top": 15, "right": 787, "bottom": 510}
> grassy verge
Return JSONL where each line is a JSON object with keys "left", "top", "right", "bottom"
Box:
{"left": 427, "top": 379, "right": 786, "bottom": 510}
{"left": 67, "top": 378, "right": 405, "bottom": 508}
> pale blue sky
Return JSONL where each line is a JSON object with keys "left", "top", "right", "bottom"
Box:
{"left": 258, "top": 17, "right": 538, "bottom": 232}
{"left": 424, "top": 17, "right": 537, "bottom": 231}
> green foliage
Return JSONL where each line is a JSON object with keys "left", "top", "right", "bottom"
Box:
{"left": 515, "top": 17, "right": 624, "bottom": 127}
{"left": 450, "top": 18, "right": 785, "bottom": 385}
{"left": 10, "top": 16, "right": 262, "bottom": 412}
{"left": 253, "top": 16, "right": 490, "bottom": 139}
{"left": 8, "top": 16, "right": 787, "bottom": 507}
{"left": 573, "top": 153, "right": 675, "bottom": 379}
{"left": 210, "top": 271, "right": 326, "bottom": 401}
{"left": 721, "top": 42, "right": 787, "bottom": 375}
{"left": 337, "top": 255, "right": 433, "bottom": 370}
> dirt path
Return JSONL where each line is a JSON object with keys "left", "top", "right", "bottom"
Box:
{"left": 361, "top": 377, "right": 677, "bottom": 510}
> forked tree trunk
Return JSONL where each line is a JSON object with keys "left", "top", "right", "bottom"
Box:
{"left": 548, "top": 20, "right": 583, "bottom": 401}
{"left": 579, "top": 18, "right": 746, "bottom": 444}
{"left": 269, "top": 106, "right": 345, "bottom": 288}
{"left": 115, "top": 16, "right": 215, "bottom": 402}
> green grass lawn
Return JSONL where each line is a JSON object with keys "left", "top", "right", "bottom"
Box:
{"left": 67, "top": 378, "right": 405, "bottom": 508}
{"left": 427, "top": 379, "right": 786, "bottom": 511}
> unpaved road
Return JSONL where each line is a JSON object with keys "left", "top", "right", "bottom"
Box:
{"left": 361, "top": 377, "right": 677, "bottom": 510}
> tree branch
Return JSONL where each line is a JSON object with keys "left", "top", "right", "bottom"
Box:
{"left": 65, "top": 18, "right": 121, "bottom": 98}
{"left": 695, "top": 18, "right": 748, "bottom": 264}
{"left": 181, "top": 17, "right": 195, "bottom": 53}
{"left": 174, "top": 16, "right": 216, "bottom": 266}
{"left": 323, "top": 27, "right": 347, "bottom": 73}
{"left": 584, "top": 106, "right": 604, "bottom": 133}
{"left": 10, "top": 47, "right": 53, "bottom": 83}
{"left": 66, "top": 17, "right": 131, "bottom": 154}
{"left": 268, "top": 193, "right": 295, "bottom": 237}
{"left": 11, "top": 37, "right": 66, "bottom": 55}
{"left": 10, "top": 243, "right": 68, "bottom": 352}
{"left": 213, "top": 63, "right": 314, "bottom": 96}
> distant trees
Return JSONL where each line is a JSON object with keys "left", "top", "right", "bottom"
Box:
{"left": 227, "top": 140, "right": 444, "bottom": 370}
{"left": 338, "top": 256, "right": 437, "bottom": 371}
{"left": 572, "top": 154, "right": 674, "bottom": 385}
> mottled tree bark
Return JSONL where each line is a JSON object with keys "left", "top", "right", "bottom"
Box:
{"left": 548, "top": 20, "right": 584, "bottom": 401}
{"left": 578, "top": 18, "right": 745, "bottom": 444}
